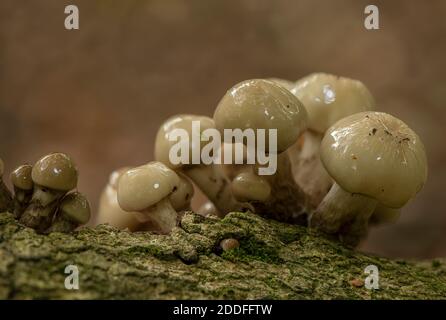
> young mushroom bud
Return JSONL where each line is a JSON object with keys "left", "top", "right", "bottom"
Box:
{"left": 214, "top": 79, "right": 310, "bottom": 224}
{"left": 231, "top": 171, "right": 271, "bottom": 203}
{"left": 0, "top": 158, "right": 13, "bottom": 212}
{"left": 310, "top": 112, "right": 428, "bottom": 246}
{"left": 288, "top": 73, "right": 375, "bottom": 207}
{"left": 117, "top": 161, "right": 181, "bottom": 234}
{"left": 155, "top": 114, "right": 249, "bottom": 216}
{"left": 19, "top": 153, "right": 78, "bottom": 233}
{"left": 10, "top": 164, "right": 33, "bottom": 219}
{"left": 197, "top": 201, "right": 220, "bottom": 217}
{"left": 95, "top": 167, "right": 143, "bottom": 231}
{"left": 47, "top": 192, "right": 91, "bottom": 233}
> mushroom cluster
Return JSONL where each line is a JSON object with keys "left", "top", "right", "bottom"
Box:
{"left": 97, "top": 73, "right": 427, "bottom": 247}
{"left": 0, "top": 153, "right": 91, "bottom": 234}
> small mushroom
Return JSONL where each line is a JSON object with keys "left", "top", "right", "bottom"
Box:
{"left": 0, "top": 158, "right": 13, "bottom": 212}
{"left": 95, "top": 167, "right": 143, "bottom": 231}
{"left": 197, "top": 201, "right": 220, "bottom": 217}
{"left": 117, "top": 161, "right": 181, "bottom": 234}
{"left": 231, "top": 171, "right": 271, "bottom": 203}
{"left": 214, "top": 79, "right": 310, "bottom": 223}
{"left": 10, "top": 164, "right": 33, "bottom": 219}
{"left": 309, "top": 112, "right": 428, "bottom": 246}
{"left": 220, "top": 238, "right": 240, "bottom": 251}
{"left": 19, "top": 153, "right": 78, "bottom": 233}
{"left": 288, "top": 73, "right": 375, "bottom": 207}
{"left": 47, "top": 192, "right": 91, "bottom": 233}
{"left": 155, "top": 114, "right": 249, "bottom": 216}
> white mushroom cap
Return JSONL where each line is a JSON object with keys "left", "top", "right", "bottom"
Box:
{"left": 117, "top": 161, "right": 180, "bottom": 212}
{"left": 168, "top": 172, "right": 194, "bottom": 211}
{"left": 154, "top": 114, "right": 216, "bottom": 169}
{"left": 214, "top": 79, "right": 308, "bottom": 152}
{"left": 231, "top": 172, "right": 271, "bottom": 202}
{"left": 95, "top": 167, "right": 142, "bottom": 231}
{"left": 291, "top": 73, "right": 375, "bottom": 133}
{"left": 320, "top": 111, "right": 428, "bottom": 208}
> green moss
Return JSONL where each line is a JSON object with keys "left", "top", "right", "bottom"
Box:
{"left": 1, "top": 211, "right": 446, "bottom": 299}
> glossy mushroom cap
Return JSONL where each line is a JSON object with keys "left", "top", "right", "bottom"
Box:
{"left": 169, "top": 172, "right": 194, "bottom": 211}
{"left": 10, "top": 165, "right": 33, "bottom": 191}
{"left": 117, "top": 161, "right": 180, "bottom": 212}
{"left": 320, "top": 111, "right": 428, "bottom": 208}
{"left": 31, "top": 153, "right": 78, "bottom": 191}
{"left": 59, "top": 192, "right": 91, "bottom": 224}
{"left": 154, "top": 114, "right": 216, "bottom": 169}
{"left": 214, "top": 79, "right": 308, "bottom": 152}
{"left": 231, "top": 172, "right": 271, "bottom": 202}
{"left": 267, "top": 78, "right": 294, "bottom": 90}
{"left": 291, "top": 73, "right": 375, "bottom": 133}
{"left": 0, "top": 158, "right": 3, "bottom": 177}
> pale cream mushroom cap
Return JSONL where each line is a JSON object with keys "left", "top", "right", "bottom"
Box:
{"left": 214, "top": 79, "right": 308, "bottom": 152}
{"left": 291, "top": 73, "right": 375, "bottom": 133}
{"left": 231, "top": 172, "right": 271, "bottom": 202}
{"left": 95, "top": 167, "right": 141, "bottom": 231}
{"left": 117, "top": 161, "right": 180, "bottom": 212}
{"left": 267, "top": 78, "right": 295, "bottom": 90}
{"left": 320, "top": 111, "right": 428, "bottom": 208}
{"left": 154, "top": 114, "right": 216, "bottom": 169}
{"left": 169, "top": 172, "right": 194, "bottom": 211}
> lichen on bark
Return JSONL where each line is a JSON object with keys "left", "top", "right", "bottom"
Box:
{"left": 0, "top": 210, "right": 445, "bottom": 299}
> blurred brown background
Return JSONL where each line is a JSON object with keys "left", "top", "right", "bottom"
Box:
{"left": 1, "top": 0, "right": 445, "bottom": 259}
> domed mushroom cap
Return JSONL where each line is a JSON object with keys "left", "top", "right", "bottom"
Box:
{"left": 10, "top": 164, "right": 33, "bottom": 190}
{"left": 31, "top": 153, "right": 78, "bottom": 191}
{"left": 154, "top": 114, "right": 216, "bottom": 169}
{"left": 214, "top": 79, "right": 308, "bottom": 152}
{"left": 169, "top": 172, "right": 194, "bottom": 211}
{"left": 117, "top": 161, "right": 180, "bottom": 212}
{"left": 291, "top": 73, "right": 375, "bottom": 133}
{"left": 231, "top": 172, "right": 271, "bottom": 202}
{"left": 320, "top": 111, "right": 428, "bottom": 208}
{"left": 0, "top": 158, "right": 4, "bottom": 177}
{"left": 59, "top": 192, "right": 91, "bottom": 224}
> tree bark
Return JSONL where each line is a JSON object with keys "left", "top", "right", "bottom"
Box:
{"left": 0, "top": 211, "right": 445, "bottom": 299}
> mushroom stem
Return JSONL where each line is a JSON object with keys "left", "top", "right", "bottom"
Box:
{"left": 137, "top": 198, "right": 178, "bottom": 234}
{"left": 0, "top": 180, "right": 13, "bottom": 212}
{"left": 288, "top": 131, "right": 332, "bottom": 208}
{"left": 309, "top": 183, "right": 377, "bottom": 246}
{"left": 183, "top": 164, "right": 251, "bottom": 217}
{"left": 19, "top": 186, "right": 66, "bottom": 232}
{"left": 253, "top": 153, "right": 310, "bottom": 225}
{"left": 12, "top": 188, "right": 33, "bottom": 219}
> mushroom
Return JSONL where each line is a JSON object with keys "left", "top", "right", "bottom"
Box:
{"left": 267, "top": 78, "right": 295, "bottom": 91}
{"left": 231, "top": 171, "right": 271, "bottom": 203}
{"left": 213, "top": 79, "right": 309, "bottom": 224}
{"left": 47, "top": 192, "right": 91, "bottom": 233}
{"left": 197, "top": 201, "right": 220, "bottom": 217}
{"left": 0, "top": 157, "right": 13, "bottom": 212}
{"left": 288, "top": 73, "right": 375, "bottom": 207}
{"left": 117, "top": 161, "right": 181, "bottom": 234}
{"left": 19, "top": 153, "right": 78, "bottom": 233}
{"left": 168, "top": 172, "right": 194, "bottom": 212}
{"left": 309, "top": 112, "right": 428, "bottom": 246}
{"left": 220, "top": 238, "right": 240, "bottom": 251}
{"left": 155, "top": 114, "right": 249, "bottom": 216}
{"left": 10, "top": 164, "right": 33, "bottom": 219}
{"left": 95, "top": 167, "right": 143, "bottom": 231}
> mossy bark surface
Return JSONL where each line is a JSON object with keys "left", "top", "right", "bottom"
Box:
{"left": 0, "top": 211, "right": 445, "bottom": 299}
